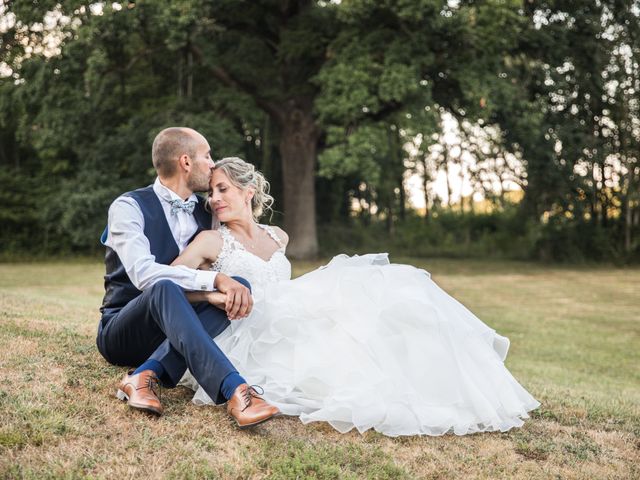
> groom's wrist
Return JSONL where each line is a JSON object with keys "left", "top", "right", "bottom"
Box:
{"left": 213, "top": 272, "right": 229, "bottom": 291}
{"left": 194, "top": 270, "right": 217, "bottom": 291}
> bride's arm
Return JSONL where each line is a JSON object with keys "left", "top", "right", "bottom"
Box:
{"left": 171, "top": 231, "right": 225, "bottom": 307}
{"left": 184, "top": 290, "right": 226, "bottom": 308}
{"left": 171, "top": 230, "right": 253, "bottom": 319}
{"left": 171, "top": 230, "right": 223, "bottom": 270}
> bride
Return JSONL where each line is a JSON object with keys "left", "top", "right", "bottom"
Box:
{"left": 175, "top": 157, "right": 540, "bottom": 437}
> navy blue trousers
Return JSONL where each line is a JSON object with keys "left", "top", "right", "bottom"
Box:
{"left": 96, "top": 278, "right": 249, "bottom": 405}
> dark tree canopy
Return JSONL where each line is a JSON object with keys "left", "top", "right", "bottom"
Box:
{"left": 1, "top": 1, "right": 638, "bottom": 261}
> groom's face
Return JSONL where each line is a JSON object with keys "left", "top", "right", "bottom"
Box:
{"left": 186, "top": 135, "right": 214, "bottom": 192}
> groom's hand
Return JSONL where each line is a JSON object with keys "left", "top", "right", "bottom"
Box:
{"left": 214, "top": 273, "right": 253, "bottom": 320}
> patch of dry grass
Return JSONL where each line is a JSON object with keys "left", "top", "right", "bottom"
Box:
{"left": 0, "top": 259, "right": 638, "bottom": 479}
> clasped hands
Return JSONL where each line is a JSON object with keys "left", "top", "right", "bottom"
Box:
{"left": 209, "top": 273, "right": 253, "bottom": 320}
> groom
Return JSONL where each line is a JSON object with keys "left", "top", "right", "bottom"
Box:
{"left": 96, "top": 127, "right": 279, "bottom": 427}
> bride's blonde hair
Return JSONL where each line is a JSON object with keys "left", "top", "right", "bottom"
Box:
{"left": 212, "top": 157, "right": 274, "bottom": 220}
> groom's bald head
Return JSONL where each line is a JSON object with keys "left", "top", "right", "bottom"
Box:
{"left": 152, "top": 127, "right": 201, "bottom": 177}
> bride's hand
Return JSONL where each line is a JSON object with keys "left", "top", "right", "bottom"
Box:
{"left": 206, "top": 291, "right": 227, "bottom": 310}
{"left": 206, "top": 291, "right": 248, "bottom": 321}
{"left": 213, "top": 273, "right": 253, "bottom": 320}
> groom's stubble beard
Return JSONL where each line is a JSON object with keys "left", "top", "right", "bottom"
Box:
{"left": 187, "top": 167, "right": 212, "bottom": 193}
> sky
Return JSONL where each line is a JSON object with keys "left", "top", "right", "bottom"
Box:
{"left": 404, "top": 113, "right": 523, "bottom": 209}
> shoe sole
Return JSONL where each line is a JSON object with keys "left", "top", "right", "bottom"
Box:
{"left": 234, "top": 412, "right": 281, "bottom": 429}
{"left": 116, "top": 389, "right": 163, "bottom": 416}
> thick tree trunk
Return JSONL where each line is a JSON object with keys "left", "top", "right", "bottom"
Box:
{"left": 278, "top": 106, "right": 319, "bottom": 259}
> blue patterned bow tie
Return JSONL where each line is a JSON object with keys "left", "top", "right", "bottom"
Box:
{"left": 169, "top": 199, "right": 197, "bottom": 215}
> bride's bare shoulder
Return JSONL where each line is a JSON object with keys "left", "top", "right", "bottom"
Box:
{"left": 271, "top": 226, "right": 289, "bottom": 246}
{"left": 194, "top": 229, "right": 223, "bottom": 249}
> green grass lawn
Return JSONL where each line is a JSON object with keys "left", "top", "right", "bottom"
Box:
{"left": 0, "top": 259, "right": 638, "bottom": 479}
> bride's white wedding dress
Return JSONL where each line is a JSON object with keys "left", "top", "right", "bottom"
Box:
{"left": 179, "top": 224, "right": 540, "bottom": 436}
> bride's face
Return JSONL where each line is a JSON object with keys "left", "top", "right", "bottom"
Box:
{"left": 209, "top": 169, "right": 253, "bottom": 222}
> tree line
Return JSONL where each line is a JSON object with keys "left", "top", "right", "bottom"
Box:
{"left": 1, "top": 1, "right": 638, "bottom": 261}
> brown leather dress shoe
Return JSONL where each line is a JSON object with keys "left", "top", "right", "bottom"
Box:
{"left": 227, "top": 384, "right": 279, "bottom": 428}
{"left": 116, "top": 369, "right": 163, "bottom": 416}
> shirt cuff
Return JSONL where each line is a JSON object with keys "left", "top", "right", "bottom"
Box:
{"left": 194, "top": 270, "right": 217, "bottom": 291}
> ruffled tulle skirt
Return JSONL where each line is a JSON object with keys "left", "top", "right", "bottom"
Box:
{"left": 180, "top": 254, "right": 539, "bottom": 436}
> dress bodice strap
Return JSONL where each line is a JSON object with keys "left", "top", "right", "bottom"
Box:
{"left": 217, "top": 224, "right": 235, "bottom": 247}
{"left": 259, "top": 224, "right": 285, "bottom": 250}
{"left": 217, "top": 224, "right": 283, "bottom": 250}
{"left": 211, "top": 226, "right": 236, "bottom": 272}
{"left": 211, "top": 224, "right": 285, "bottom": 272}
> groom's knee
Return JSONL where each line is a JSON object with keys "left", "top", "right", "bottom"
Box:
{"left": 150, "top": 279, "right": 184, "bottom": 297}
{"left": 231, "top": 276, "right": 251, "bottom": 293}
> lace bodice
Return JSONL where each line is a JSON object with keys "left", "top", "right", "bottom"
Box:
{"left": 211, "top": 224, "right": 292, "bottom": 291}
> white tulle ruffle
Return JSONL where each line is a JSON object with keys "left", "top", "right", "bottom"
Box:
{"left": 180, "top": 253, "right": 539, "bottom": 436}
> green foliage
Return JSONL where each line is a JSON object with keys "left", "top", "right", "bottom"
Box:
{"left": 0, "top": 170, "right": 43, "bottom": 253}
{"left": 0, "top": 2, "right": 253, "bottom": 253}
{"left": 0, "top": 1, "right": 638, "bottom": 260}
{"left": 319, "top": 125, "right": 389, "bottom": 183}
{"left": 319, "top": 207, "right": 638, "bottom": 262}
{"left": 534, "top": 215, "right": 621, "bottom": 263}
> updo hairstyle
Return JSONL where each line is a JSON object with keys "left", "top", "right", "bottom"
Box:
{"left": 213, "top": 157, "right": 274, "bottom": 220}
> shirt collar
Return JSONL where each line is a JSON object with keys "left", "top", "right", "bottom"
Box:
{"left": 153, "top": 177, "right": 198, "bottom": 204}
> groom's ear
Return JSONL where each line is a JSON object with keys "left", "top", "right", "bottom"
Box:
{"left": 178, "top": 153, "right": 191, "bottom": 172}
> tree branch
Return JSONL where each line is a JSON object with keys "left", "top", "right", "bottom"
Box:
{"left": 190, "top": 45, "right": 284, "bottom": 123}
{"left": 345, "top": 100, "right": 404, "bottom": 131}
{"left": 210, "top": 65, "right": 284, "bottom": 122}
